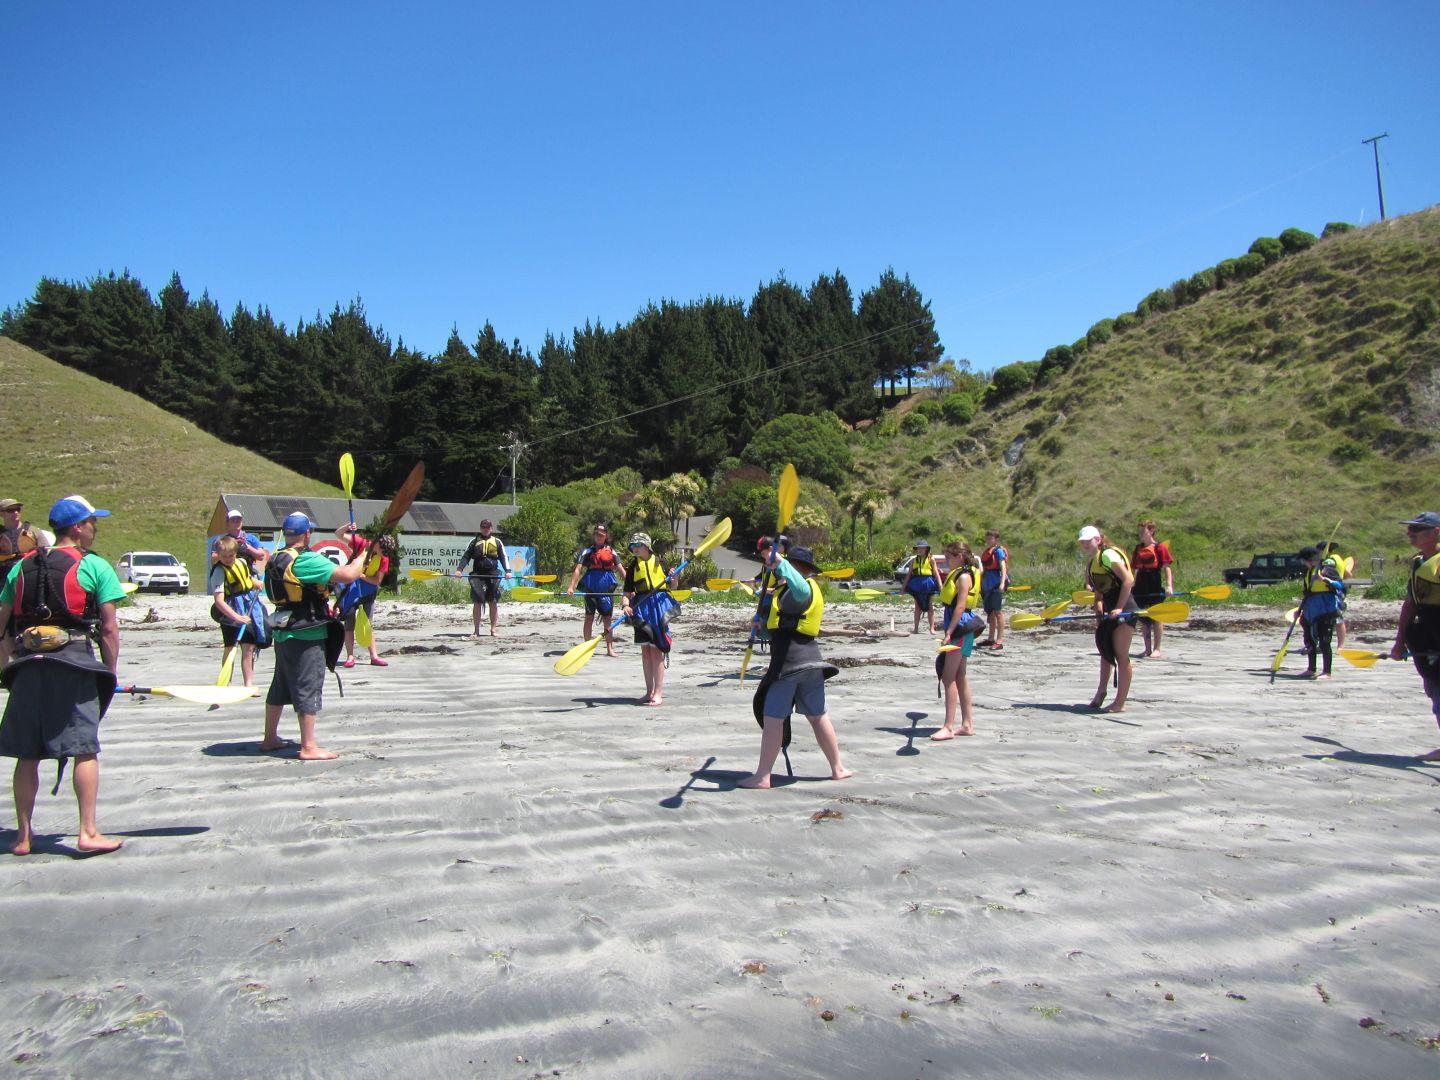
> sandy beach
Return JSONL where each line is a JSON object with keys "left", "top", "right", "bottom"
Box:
{"left": 2, "top": 593, "right": 1438, "bottom": 1077}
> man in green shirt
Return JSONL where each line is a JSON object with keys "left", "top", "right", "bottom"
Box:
{"left": 262, "top": 512, "right": 368, "bottom": 760}
{"left": 0, "top": 496, "right": 126, "bottom": 856}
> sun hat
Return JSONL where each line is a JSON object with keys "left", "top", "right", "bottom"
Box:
{"left": 1401, "top": 511, "right": 1440, "bottom": 529}
{"left": 282, "top": 512, "right": 313, "bottom": 534}
{"left": 914, "top": 539, "right": 931, "bottom": 549}
{"left": 1077, "top": 525, "right": 1102, "bottom": 542}
{"left": 629, "top": 532, "right": 652, "bottom": 549}
{"left": 787, "top": 546, "right": 819, "bottom": 572}
{"left": 227, "top": 508, "right": 244, "bottom": 519}
{"left": 50, "top": 496, "right": 111, "bottom": 529}
{"left": 0, "top": 498, "right": 21, "bottom": 512}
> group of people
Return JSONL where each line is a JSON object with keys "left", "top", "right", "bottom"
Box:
{"left": 4, "top": 489, "right": 1440, "bottom": 853}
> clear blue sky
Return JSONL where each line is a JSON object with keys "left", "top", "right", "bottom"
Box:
{"left": 2, "top": 2, "right": 1435, "bottom": 373}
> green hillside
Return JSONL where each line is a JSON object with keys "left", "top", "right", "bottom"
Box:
{"left": 856, "top": 207, "right": 1440, "bottom": 568}
{"left": 0, "top": 336, "right": 340, "bottom": 584}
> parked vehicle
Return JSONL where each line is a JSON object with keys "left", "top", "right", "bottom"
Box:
{"left": 1222, "top": 552, "right": 1306, "bottom": 588}
{"left": 117, "top": 551, "right": 190, "bottom": 594}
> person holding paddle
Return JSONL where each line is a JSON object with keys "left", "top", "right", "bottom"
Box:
{"left": 1079, "top": 525, "right": 1137, "bottom": 713}
{"left": 738, "top": 543, "right": 852, "bottom": 787}
{"left": 621, "top": 533, "right": 677, "bottom": 706}
{"left": 933, "top": 552, "right": 984, "bottom": 740}
{"left": 459, "top": 519, "right": 509, "bottom": 637}
{"left": 1297, "top": 545, "right": 1346, "bottom": 680}
{"left": 1131, "top": 520, "right": 1175, "bottom": 658}
{"left": 209, "top": 537, "right": 269, "bottom": 687}
{"left": 567, "top": 523, "right": 621, "bottom": 658}
{"left": 0, "top": 496, "right": 126, "bottom": 855}
{"left": 1392, "top": 512, "right": 1440, "bottom": 758}
{"left": 337, "top": 524, "right": 390, "bottom": 668}
{"left": 901, "top": 540, "right": 943, "bottom": 634}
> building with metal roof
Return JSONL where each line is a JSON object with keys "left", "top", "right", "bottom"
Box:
{"left": 206, "top": 494, "right": 519, "bottom": 539}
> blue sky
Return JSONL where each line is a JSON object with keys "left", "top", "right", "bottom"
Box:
{"left": 2, "top": 2, "right": 1435, "bottom": 373}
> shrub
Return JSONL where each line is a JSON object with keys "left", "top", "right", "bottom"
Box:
{"left": 901, "top": 411, "right": 930, "bottom": 436}
{"left": 676, "top": 554, "right": 718, "bottom": 589}
{"left": 912, "top": 397, "right": 944, "bottom": 419}
{"left": 1137, "top": 288, "right": 1174, "bottom": 317}
{"left": 1070, "top": 338, "right": 1088, "bottom": 359}
{"left": 1413, "top": 295, "right": 1438, "bottom": 332}
{"left": 1332, "top": 439, "right": 1368, "bottom": 463}
{"left": 741, "top": 412, "right": 853, "bottom": 488}
{"left": 1279, "top": 227, "right": 1318, "bottom": 254}
{"left": 941, "top": 392, "right": 976, "bottom": 424}
{"left": 1169, "top": 279, "right": 1192, "bottom": 307}
{"left": 986, "top": 361, "right": 1039, "bottom": 403}
{"left": 1113, "top": 312, "right": 1138, "bottom": 334}
{"left": 1086, "top": 318, "right": 1115, "bottom": 346}
{"left": 1036, "top": 345, "right": 1073, "bottom": 382}
{"left": 1249, "top": 236, "right": 1284, "bottom": 265}
{"left": 1187, "top": 268, "right": 1217, "bottom": 297}
{"left": 1233, "top": 253, "right": 1266, "bottom": 280}
{"left": 1321, "top": 221, "right": 1355, "bottom": 239}
{"left": 1213, "top": 259, "right": 1240, "bottom": 287}
{"left": 503, "top": 501, "right": 579, "bottom": 573}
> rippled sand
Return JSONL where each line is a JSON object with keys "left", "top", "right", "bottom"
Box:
{"left": 2, "top": 596, "right": 1437, "bottom": 1077}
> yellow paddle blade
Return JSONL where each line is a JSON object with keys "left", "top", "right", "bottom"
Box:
{"left": 216, "top": 646, "right": 237, "bottom": 687}
{"left": 121, "top": 581, "right": 140, "bottom": 595}
{"left": 852, "top": 588, "right": 890, "bottom": 600}
{"left": 125, "top": 684, "right": 260, "bottom": 705}
{"left": 937, "top": 643, "right": 963, "bottom": 653}
{"left": 1190, "top": 584, "right": 1232, "bottom": 601}
{"left": 339, "top": 452, "right": 355, "bottom": 497}
{"left": 1042, "top": 598, "right": 1073, "bottom": 619}
{"left": 1008, "top": 584, "right": 1032, "bottom": 592}
{"left": 670, "top": 589, "right": 692, "bottom": 602}
{"left": 1072, "top": 589, "right": 1097, "bottom": 605}
{"left": 693, "top": 517, "right": 733, "bottom": 559}
{"left": 363, "top": 550, "right": 382, "bottom": 576}
{"left": 510, "top": 586, "right": 555, "bottom": 602}
{"left": 1338, "top": 648, "right": 1385, "bottom": 669}
{"left": 1270, "top": 642, "right": 1290, "bottom": 674}
{"left": 527, "top": 574, "right": 558, "bottom": 584}
{"left": 1137, "top": 600, "right": 1189, "bottom": 624}
{"left": 707, "top": 577, "right": 741, "bottom": 591}
{"left": 554, "top": 633, "right": 605, "bottom": 676}
{"left": 1283, "top": 607, "right": 1299, "bottom": 622}
{"left": 821, "top": 567, "right": 855, "bottom": 580}
{"left": 735, "top": 582, "right": 754, "bottom": 596}
{"left": 739, "top": 644, "right": 754, "bottom": 685}
{"left": 355, "top": 605, "right": 373, "bottom": 649}
{"left": 1011, "top": 612, "right": 1045, "bottom": 631}
{"left": 777, "top": 464, "right": 799, "bottom": 531}
{"left": 407, "top": 568, "right": 446, "bottom": 581}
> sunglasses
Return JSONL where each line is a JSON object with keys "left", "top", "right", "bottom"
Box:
{"left": 1408, "top": 525, "right": 1437, "bottom": 534}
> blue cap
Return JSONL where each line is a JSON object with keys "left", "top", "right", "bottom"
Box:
{"left": 49, "top": 496, "right": 111, "bottom": 529}
{"left": 282, "top": 512, "right": 313, "bottom": 534}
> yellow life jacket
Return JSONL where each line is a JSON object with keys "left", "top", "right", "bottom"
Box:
{"left": 627, "top": 555, "right": 668, "bottom": 595}
{"left": 222, "top": 558, "right": 256, "bottom": 597}
{"left": 265, "top": 545, "right": 332, "bottom": 626}
{"left": 1087, "top": 547, "right": 1131, "bottom": 598}
{"left": 940, "top": 562, "right": 980, "bottom": 609}
{"left": 1409, "top": 552, "right": 1440, "bottom": 607}
{"left": 913, "top": 553, "right": 934, "bottom": 577}
{"left": 1304, "top": 565, "right": 1337, "bottom": 594}
{"left": 766, "top": 574, "right": 824, "bottom": 639}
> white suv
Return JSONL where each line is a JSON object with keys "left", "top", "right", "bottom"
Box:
{"left": 117, "top": 551, "right": 190, "bottom": 594}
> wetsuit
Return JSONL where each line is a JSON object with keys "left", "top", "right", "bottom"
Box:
{"left": 1300, "top": 563, "right": 1344, "bottom": 676}
{"left": 1404, "top": 552, "right": 1440, "bottom": 719}
{"left": 461, "top": 535, "right": 508, "bottom": 604}
{"left": 625, "top": 554, "right": 675, "bottom": 651}
{"left": 1087, "top": 546, "right": 1135, "bottom": 665}
{"left": 980, "top": 545, "right": 1008, "bottom": 615}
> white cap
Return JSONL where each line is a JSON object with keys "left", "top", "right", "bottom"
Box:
{"left": 227, "top": 508, "right": 243, "bottom": 519}
{"left": 1077, "top": 525, "right": 1102, "bottom": 542}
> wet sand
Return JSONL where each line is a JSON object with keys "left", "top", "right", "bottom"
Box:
{"left": 2, "top": 595, "right": 1437, "bottom": 1077}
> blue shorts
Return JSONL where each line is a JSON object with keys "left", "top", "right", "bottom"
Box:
{"left": 763, "top": 667, "right": 827, "bottom": 718}
{"left": 585, "top": 594, "right": 614, "bottom": 617}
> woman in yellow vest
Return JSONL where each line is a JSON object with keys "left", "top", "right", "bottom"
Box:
{"left": 621, "top": 533, "right": 676, "bottom": 706}
{"left": 738, "top": 544, "right": 852, "bottom": 788}
{"left": 901, "top": 540, "right": 943, "bottom": 634}
{"left": 1078, "top": 524, "right": 1138, "bottom": 713}
{"left": 1392, "top": 511, "right": 1440, "bottom": 759}
{"left": 933, "top": 546, "right": 984, "bottom": 740}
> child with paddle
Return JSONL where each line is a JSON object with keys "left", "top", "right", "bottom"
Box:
{"left": 1392, "top": 511, "right": 1440, "bottom": 758}
{"left": 337, "top": 524, "right": 389, "bottom": 668}
{"left": 1078, "top": 525, "right": 1137, "bottom": 713}
{"left": 621, "top": 533, "right": 679, "bottom": 705}
{"left": 1131, "top": 520, "right": 1175, "bottom": 658}
{"left": 209, "top": 537, "right": 269, "bottom": 687}
{"left": 567, "top": 523, "right": 620, "bottom": 659}
{"left": 1297, "top": 545, "right": 1345, "bottom": 680}
{"left": 738, "top": 542, "right": 853, "bottom": 787}
{"left": 901, "top": 540, "right": 943, "bottom": 635}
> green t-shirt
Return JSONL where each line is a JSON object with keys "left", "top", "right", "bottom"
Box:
{"left": 0, "top": 549, "right": 127, "bottom": 609}
{"left": 273, "top": 548, "right": 338, "bottom": 643}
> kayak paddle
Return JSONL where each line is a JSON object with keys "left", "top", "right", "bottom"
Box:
{"left": 120, "top": 683, "right": 260, "bottom": 706}
{"left": 1011, "top": 599, "right": 1190, "bottom": 631}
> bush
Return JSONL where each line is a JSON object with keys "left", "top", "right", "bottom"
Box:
{"left": 1279, "top": 227, "right": 1318, "bottom": 254}
{"left": 941, "top": 392, "right": 975, "bottom": 424}
{"left": 1233, "top": 252, "right": 1266, "bottom": 280}
{"left": 1168, "top": 278, "right": 1192, "bottom": 307}
{"left": 900, "top": 411, "right": 930, "bottom": 436}
{"left": 741, "top": 412, "right": 853, "bottom": 489}
{"left": 1070, "top": 338, "right": 1088, "bottom": 359}
{"left": 912, "top": 397, "right": 944, "bottom": 420}
{"left": 1085, "top": 318, "right": 1115, "bottom": 346}
{"left": 1331, "top": 439, "right": 1368, "bottom": 463}
{"left": 1137, "top": 288, "right": 1174, "bottom": 317}
{"left": 1187, "top": 268, "right": 1217, "bottom": 297}
{"left": 986, "top": 360, "right": 1039, "bottom": 403}
{"left": 1213, "top": 259, "right": 1240, "bottom": 287}
{"left": 852, "top": 554, "right": 896, "bottom": 580}
{"left": 1413, "top": 295, "right": 1438, "bottom": 332}
{"left": 713, "top": 479, "right": 778, "bottom": 543}
{"left": 503, "top": 501, "right": 579, "bottom": 573}
{"left": 675, "top": 553, "right": 717, "bottom": 589}
{"left": 1322, "top": 221, "right": 1355, "bottom": 239}
{"left": 1249, "top": 236, "right": 1284, "bottom": 265}
{"left": 1113, "top": 312, "right": 1139, "bottom": 334}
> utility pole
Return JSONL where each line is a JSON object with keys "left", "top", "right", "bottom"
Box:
{"left": 505, "top": 433, "right": 525, "bottom": 506}
{"left": 1362, "top": 133, "right": 1389, "bottom": 221}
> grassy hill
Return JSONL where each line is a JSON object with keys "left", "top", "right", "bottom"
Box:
{"left": 0, "top": 336, "right": 340, "bottom": 585}
{"left": 855, "top": 207, "right": 1440, "bottom": 572}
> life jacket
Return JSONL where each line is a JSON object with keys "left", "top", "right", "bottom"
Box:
{"left": 469, "top": 535, "right": 504, "bottom": 573}
{"left": 264, "top": 545, "right": 332, "bottom": 629}
{"left": 0, "top": 525, "right": 39, "bottom": 574}
{"left": 1409, "top": 552, "right": 1440, "bottom": 607}
{"left": 1303, "top": 565, "right": 1339, "bottom": 595}
{"left": 626, "top": 555, "right": 668, "bottom": 596}
{"left": 10, "top": 547, "right": 97, "bottom": 633}
{"left": 1321, "top": 551, "right": 1349, "bottom": 579}
{"left": 939, "top": 564, "right": 972, "bottom": 608}
{"left": 1131, "top": 542, "right": 1169, "bottom": 573}
{"left": 221, "top": 558, "right": 257, "bottom": 598}
{"left": 913, "top": 553, "right": 935, "bottom": 577}
{"left": 980, "top": 546, "right": 1004, "bottom": 573}
{"left": 766, "top": 574, "right": 824, "bottom": 641}
{"left": 1087, "top": 547, "right": 1132, "bottom": 600}
{"left": 584, "top": 544, "right": 620, "bottom": 572}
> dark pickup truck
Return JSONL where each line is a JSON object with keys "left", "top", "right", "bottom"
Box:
{"left": 1223, "top": 552, "right": 1307, "bottom": 588}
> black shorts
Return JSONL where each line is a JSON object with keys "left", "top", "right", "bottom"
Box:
{"left": 0, "top": 660, "right": 104, "bottom": 759}
{"left": 342, "top": 595, "right": 376, "bottom": 631}
{"left": 470, "top": 577, "right": 502, "bottom": 604}
{"left": 982, "top": 589, "right": 1005, "bottom": 614}
{"left": 266, "top": 636, "right": 328, "bottom": 715}
{"left": 585, "top": 594, "right": 614, "bottom": 617}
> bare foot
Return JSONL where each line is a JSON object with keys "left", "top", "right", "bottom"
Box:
{"left": 1101, "top": 703, "right": 1127, "bottom": 714}
{"left": 298, "top": 747, "right": 339, "bottom": 761}
{"left": 930, "top": 728, "right": 956, "bottom": 741}
{"left": 489, "top": 629, "right": 499, "bottom": 638}
{"left": 737, "top": 773, "right": 771, "bottom": 789}
{"left": 1150, "top": 650, "right": 1162, "bottom": 658}
{"left": 606, "top": 650, "right": 619, "bottom": 658}
{"left": 1317, "top": 673, "right": 1333, "bottom": 681}
{"left": 636, "top": 696, "right": 654, "bottom": 705}
{"left": 1140, "top": 650, "right": 1153, "bottom": 658}
{"left": 1086, "top": 699, "right": 1105, "bottom": 710}
{"left": 258, "top": 740, "right": 297, "bottom": 753}
{"left": 829, "top": 767, "right": 856, "bottom": 780}
{"left": 646, "top": 697, "right": 663, "bottom": 707}
{"left": 10, "top": 837, "right": 31, "bottom": 856}
{"left": 76, "top": 833, "right": 124, "bottom": 855}
{"left": 1419, "top": 748, "right": 1440, "bottom": 761}
{"left": 957, "top": 726, "right": 974, "bottom": 736}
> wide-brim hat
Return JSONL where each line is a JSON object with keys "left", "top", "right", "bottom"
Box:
{"left": 629, "top": 532, "right": 652, "bottom": 549}
{"left": 1401, "top": 511, "right": 1440, "bottom": 529}
{"left": 787, "top": 546, "right": 819, "bottom": 572}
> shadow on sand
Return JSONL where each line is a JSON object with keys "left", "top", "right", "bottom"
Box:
{"left": 1302, "top": 735, "right": 1440, "bottom": 784}
{"left": 1009, "top": 701, "right": 1142, "bottom": 727}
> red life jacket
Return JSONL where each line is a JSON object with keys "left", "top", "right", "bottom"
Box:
{"left": 1132, "top": 542, "right": 1170, "bottom": 573}
{"left": 981, "top": 546, "right": 1005, "bottom": 572}
{"left": 586, "top": 544, "right": 620, "bottom": 572}
{"left": 10, "top": 547, "right": 96, "bottom": 632}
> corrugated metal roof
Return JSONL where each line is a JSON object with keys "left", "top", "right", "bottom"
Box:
{"left": 214, "top": 494, "right": 519, "bottom": 535}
